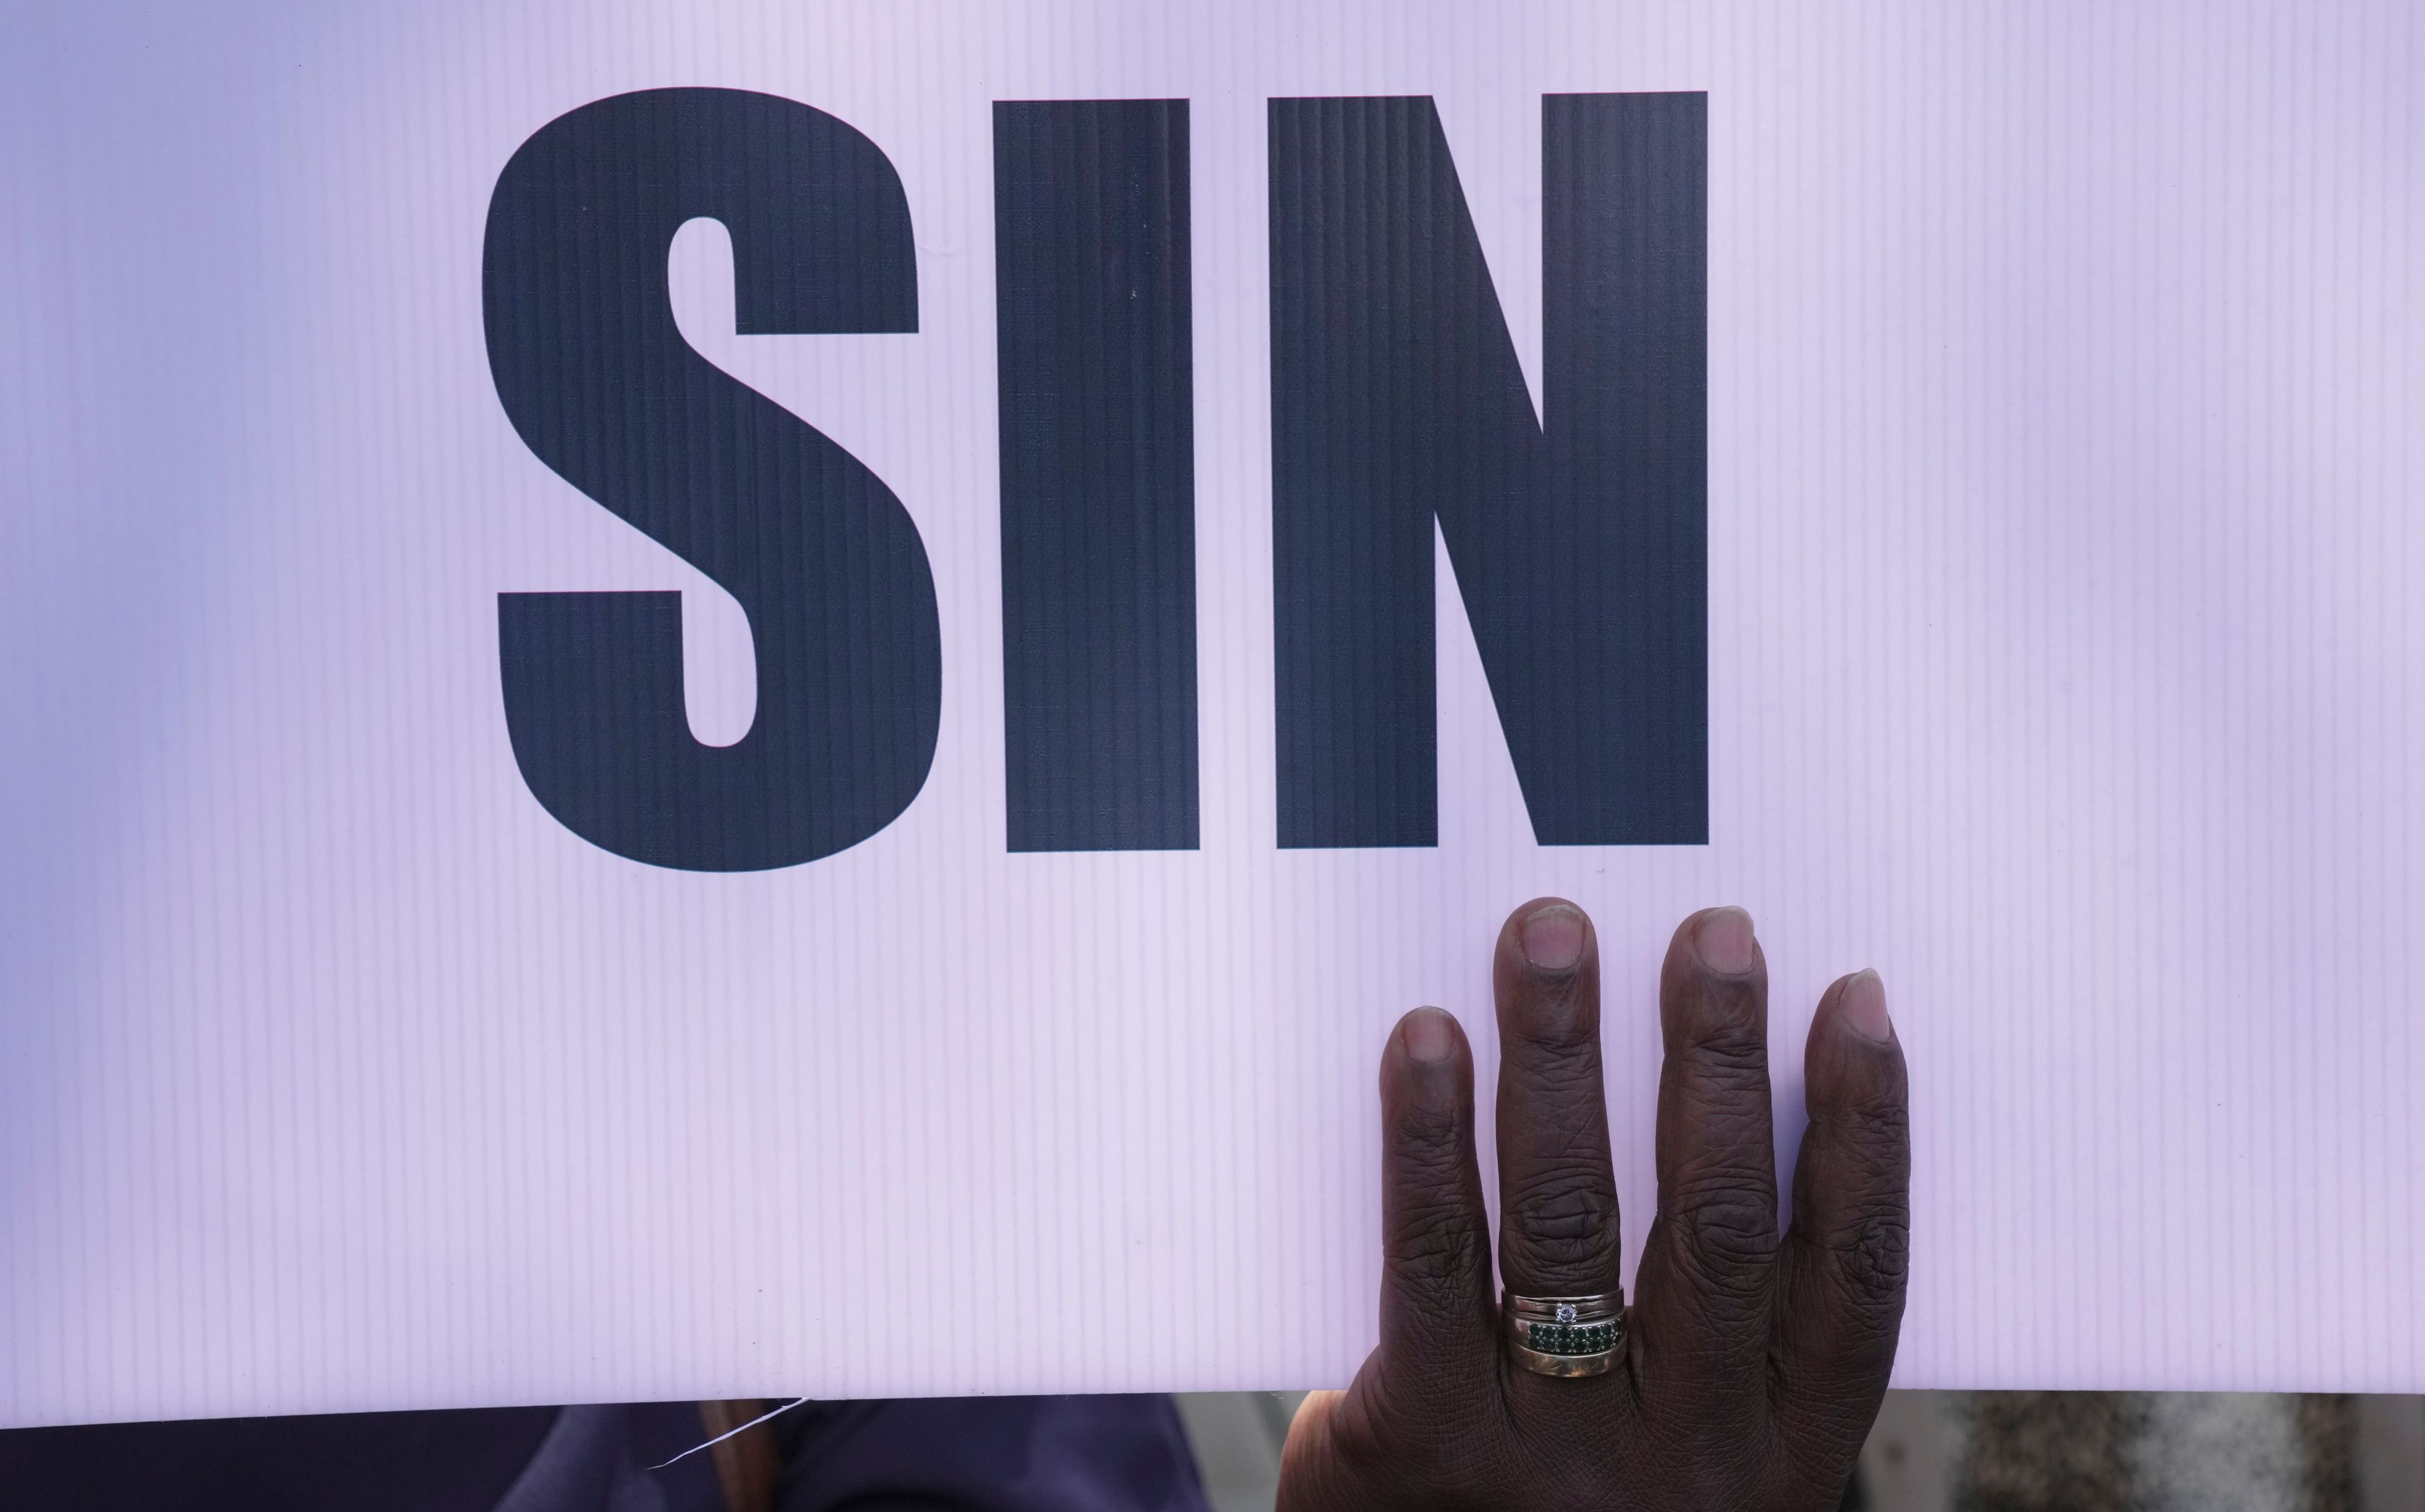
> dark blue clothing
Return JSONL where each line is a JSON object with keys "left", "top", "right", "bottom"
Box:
{"left": 766, "top": 1397, "right": 1208, "bottom": 1512}
{"left": 0, "top": 1395, "right": 1211, "bottom": 1512}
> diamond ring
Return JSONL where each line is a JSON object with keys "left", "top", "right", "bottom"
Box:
{"left": 1501, "top": 1289, "right": 1626, "bottom": 1377}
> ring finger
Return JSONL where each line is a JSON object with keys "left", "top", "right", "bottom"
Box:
{"left": 1493, "top": 898, "right": 1626, "bottom": 1317}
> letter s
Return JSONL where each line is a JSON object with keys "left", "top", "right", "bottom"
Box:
{"left": 483, "top": 88, "right": 941, "bottom": 871}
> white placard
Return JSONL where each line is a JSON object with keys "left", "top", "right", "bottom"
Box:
{"left": 1, "top": 0, "right": 2420, "bottom": 1427}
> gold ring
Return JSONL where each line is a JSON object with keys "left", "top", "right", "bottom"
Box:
{"left": 1501, "top": 1289, "right": 1626, "bottom": 1377}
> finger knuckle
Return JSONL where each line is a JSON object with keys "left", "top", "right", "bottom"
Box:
{"left": 1674, "top": 975, "right": 1766, "bottom": 1046}
{"left": 1664, "top": 1054, "right": 1771, "bottom": 1144}
{"left": 1507, "top": 989, "right": 1596, "bottom": 1054}
{"left": 1680, "top": 1033, "right": 1768, "bottom": 1085}
{"left": 1524, "top": 1054, "right": 1606, "bottom": 1105}
{"left": 1506, "top": 1177, "right": 1620, "bottom": 1268}
{"left": 1670, "top": 1192, "right": 1780, "bottom": 1301}
{"left": 1841, "top": 1074, "right": 1912, "bottom": 1124}
{"left": 1831, "top": 1200, "right": 1910, "bottom": 1307}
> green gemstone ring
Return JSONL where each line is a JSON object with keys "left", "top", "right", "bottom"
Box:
{"left": 1502, "top": 1289, "right": 1627, "bottom": 1378}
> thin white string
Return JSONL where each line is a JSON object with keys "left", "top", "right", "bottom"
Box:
{"left": 649, "top": 1396, "right": 811, "bottom": 1472}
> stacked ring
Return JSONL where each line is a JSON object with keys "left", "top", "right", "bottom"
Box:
{"left": 1501, "top": 1289, "right": 1626, "bottom": 1378}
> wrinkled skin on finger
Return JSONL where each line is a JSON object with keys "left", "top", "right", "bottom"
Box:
{"left": 1277, "top": 901, "right": 1909, "bottom": 1512}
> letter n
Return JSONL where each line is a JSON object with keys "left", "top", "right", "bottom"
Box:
{"left": 1268, "top": 93, "right": 1706, "bottom": 847}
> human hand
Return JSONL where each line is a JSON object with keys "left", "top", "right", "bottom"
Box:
{"left": 1277, "top": 900, "right": 1908, "bottom": 1511}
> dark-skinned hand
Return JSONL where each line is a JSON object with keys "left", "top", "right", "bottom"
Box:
{"left": 1276, "top": 900, "right": 1909, "bottom": 1511}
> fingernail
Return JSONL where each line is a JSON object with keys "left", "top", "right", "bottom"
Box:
{"left": 1840, "top": 969, "right": 1893, "bottom": 1042}
{"left": 1695, "top": 907, "right": 1756, "bottom": 975}
{"left": 1403, "top": 1007, "right": 1457, "bottom": 1064}
{"left": 1518, "top": 904, "right": 1586, "bottom": 973}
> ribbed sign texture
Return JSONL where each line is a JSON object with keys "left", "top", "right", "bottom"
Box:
{"left": 1, "top": 0, "right": 2419, "bottom": 1426}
